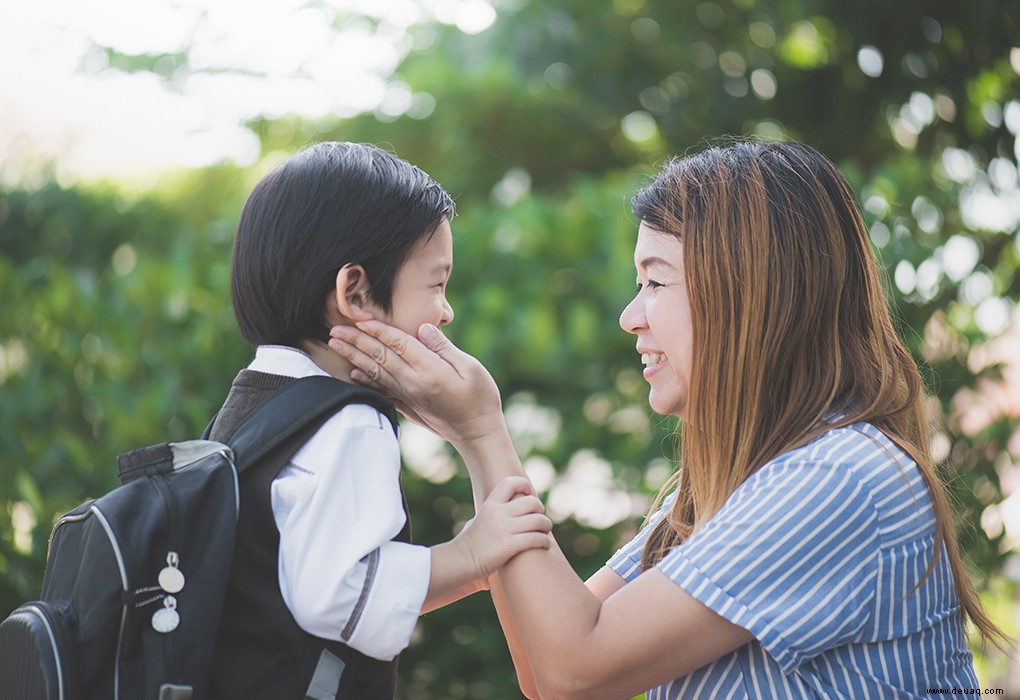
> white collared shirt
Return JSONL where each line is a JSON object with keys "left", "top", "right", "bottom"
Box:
{"left": 250, "top": 345, "right": 430, "bottom": 661}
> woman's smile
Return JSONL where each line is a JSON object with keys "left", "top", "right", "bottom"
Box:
{"left": 640, "top": 350, "right": 668, "bottom": 379}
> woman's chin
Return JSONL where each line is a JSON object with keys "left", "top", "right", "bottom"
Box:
{"left": 647, "top": 392, "right": 685, "bottom": 418}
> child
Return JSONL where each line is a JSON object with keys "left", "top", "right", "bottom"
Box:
{"left": 205, "top": 142, "right": 552, "bottom": 700}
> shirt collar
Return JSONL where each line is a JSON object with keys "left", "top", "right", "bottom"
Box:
{"left": 249, "top": 345, "right": 331, "bottom": 379}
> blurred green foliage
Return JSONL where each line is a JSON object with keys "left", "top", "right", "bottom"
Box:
{"left": 2, "top": 0, "right": 1019, "bottom": 697}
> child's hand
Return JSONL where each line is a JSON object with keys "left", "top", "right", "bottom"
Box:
{"left": 455, "top": 476, "right": 552, "bottom": 581}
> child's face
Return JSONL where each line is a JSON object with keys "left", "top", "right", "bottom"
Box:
{"left": 371, "top": 220, "right": 455, "bottom": 335}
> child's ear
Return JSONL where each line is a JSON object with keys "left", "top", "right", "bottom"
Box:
{"left": 333, "top": 264, "right": 375, "bottom": 323}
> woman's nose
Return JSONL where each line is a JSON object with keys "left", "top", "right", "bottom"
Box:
{"left": 619, "top": 295, "right": 644, "bottom": 334}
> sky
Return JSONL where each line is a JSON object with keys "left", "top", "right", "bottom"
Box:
{"left": 0, "top": 0, "right": 496, "bottom": 183}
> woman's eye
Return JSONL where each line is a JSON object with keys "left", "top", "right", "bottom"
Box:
{"left": 637, "top": 280, "right": 663, "bottom": 291}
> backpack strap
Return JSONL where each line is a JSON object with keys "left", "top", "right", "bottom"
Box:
{"left": 226, "top": 376, "right": 399, "bottom": 475}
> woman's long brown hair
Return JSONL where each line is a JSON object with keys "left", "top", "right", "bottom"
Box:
{"left": 632, "top": 139, "right": 1007, "bottom": 648}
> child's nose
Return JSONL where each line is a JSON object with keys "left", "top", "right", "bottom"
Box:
{"left": 440, "top": 299, "right": 454, "bottom": 326}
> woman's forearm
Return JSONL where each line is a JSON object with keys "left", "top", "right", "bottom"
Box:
{"left": 489, "top": 576, "right": 542, "bottom": 699}
{"left": 454, "top": 430, "right": 606, "bottom": 698}
{"left": 456, "top": 428, "right": 544, "bottom": 697}
{"left": 455, "top": 427, "right": 527, "bottom": 497}
{"left": 492, "top": 545, "right": 606, "bottom": 699}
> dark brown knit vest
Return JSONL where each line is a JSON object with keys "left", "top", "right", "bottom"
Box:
{"left": 206, "top": 370, "right": 410, "bottom": 700}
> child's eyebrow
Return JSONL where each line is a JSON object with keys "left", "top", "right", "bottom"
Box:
{"left": 432, "top": 262, "right": 453, "bottom": 275}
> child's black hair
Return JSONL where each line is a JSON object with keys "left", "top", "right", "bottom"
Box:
{"left": 231, "top": 142, "right": 456, "bottom": 347}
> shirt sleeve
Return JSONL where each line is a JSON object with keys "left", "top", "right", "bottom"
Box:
{"left": 656, "top": 458, "right": 880, "bottom": 673}
{"left": 607, "top": 490, "right": 677, "bottom": 582}
{"left": 271, "top": 404, "right": 431, "bottom": 661}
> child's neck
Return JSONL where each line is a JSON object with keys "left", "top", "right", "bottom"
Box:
{"left": 301, "top": 340, "right": 357, "bottom": 383}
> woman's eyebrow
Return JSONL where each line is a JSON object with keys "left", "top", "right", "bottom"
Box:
{"left": 638, "top": 256, "right": 676, "bottom": 271}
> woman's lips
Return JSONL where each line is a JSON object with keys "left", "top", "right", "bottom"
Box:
{"left": 641, "top": 352, "right": 665, "bottom": 366}
{"left": 641, "top": 352, "right": 667, "bottom": 379}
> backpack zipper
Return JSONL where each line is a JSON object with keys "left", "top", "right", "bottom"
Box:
{"left": 88, "top": 505, "right": 128, "bottom": 700}
{"left": 151, "top": 476, "right": 180, "bottom": 680}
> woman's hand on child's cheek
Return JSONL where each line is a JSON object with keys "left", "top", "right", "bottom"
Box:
{"left": 456, "top": 476, "right": 553, "bottom": 580}
{"left": 328, "top": 320, "right": 506, "bottom": 446}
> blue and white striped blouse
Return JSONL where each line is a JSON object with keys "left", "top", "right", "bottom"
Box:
{"left": 608, "top": 422, "right": 979, "bottom": 698}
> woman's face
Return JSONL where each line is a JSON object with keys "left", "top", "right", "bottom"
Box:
{"left": 619, "top": 222, "right": 694, "bottom": 419}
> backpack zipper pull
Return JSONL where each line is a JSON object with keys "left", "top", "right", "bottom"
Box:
{"left": 158, "top": 551, "right": 185, "bottom": 594}
{"left": 152, "top": 595, "right": 180, "bottom": 633}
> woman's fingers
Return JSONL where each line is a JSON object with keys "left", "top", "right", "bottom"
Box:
{"left": 416, "top": 323, "right": 473, "bottom": 377}
{"left": 355, "top": 319, "right": 480, "bottom": 381}
{"left": 329, "top": 319, "right": 505, "bottom": 446}
{"left": 329, "top": 320, "right": 464, "bottom": 394}
{"left": 347, "top": 367, "right": 388, "bottom": 392}
{"left": 329, "top": 325, "right": 408, "bottom": 371}
{"left": 342, "top": 320, "right": 443, "bottom": 369}
{"left": 328, "top": 333, "right": 400, "bottom": 392}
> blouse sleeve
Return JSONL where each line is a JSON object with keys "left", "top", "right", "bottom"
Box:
{"left": 607, "top": 490, "right": 677, "bottom": 582}
{"left": 655, "top": 458, "right": 880, "bottom": 673}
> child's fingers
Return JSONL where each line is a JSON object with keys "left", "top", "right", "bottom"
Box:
{"left": 511, "top": 532, "right": 553, "bottom": 551}
{"left": 489, "top": 475, "right": 535, "bottom": 503}
{"left": 509, "top": 513, "right": 553, "bottom": 535}
{"left": 501, "top": 494, "right": 547, "bottom": 518}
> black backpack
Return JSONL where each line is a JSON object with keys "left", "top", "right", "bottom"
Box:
{"left": 0, "top": 376, "right": 396, "bottom": 700}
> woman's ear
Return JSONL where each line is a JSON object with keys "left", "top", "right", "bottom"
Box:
{"left": 332, "top": 264, "right": 375, "bottom": 323}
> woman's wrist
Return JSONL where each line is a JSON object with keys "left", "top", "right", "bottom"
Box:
{"left": 454, "top": 428, "right": 528, "bottom": 499}
{"left": 448, "top": 414, "right": 512, "bottom": 456}
{"left": 453, "top": 426, "right": 515, "bottom": 468}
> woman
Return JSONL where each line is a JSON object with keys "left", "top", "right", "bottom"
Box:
{"left": 328, "top": 140, "right": 1005, "bottom": 698}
